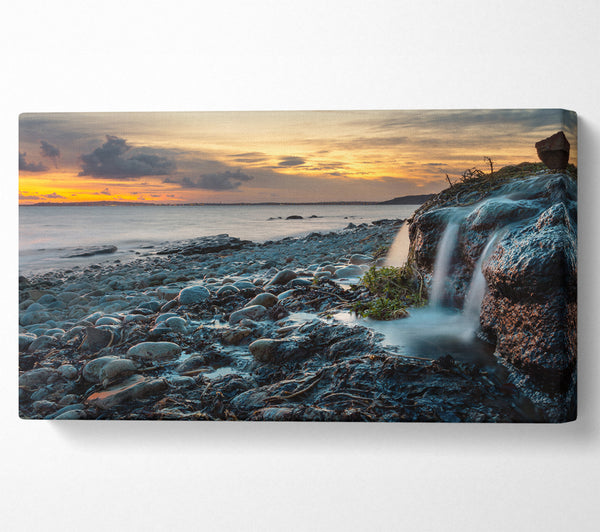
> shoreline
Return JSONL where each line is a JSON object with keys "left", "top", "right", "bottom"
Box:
{"left": 19, "top": 218, "right": 563, "bottom": 422}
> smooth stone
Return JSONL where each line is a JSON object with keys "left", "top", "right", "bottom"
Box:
{"left": 127, "top": 341, "right": 182, "bottom": 361}
{"left": 25, "top": 302, "right": 45, "bottom": 312}
{"left": 86, "top": 375, "right": 167, "bottom": 409}
{"left": 46, "top": 403, "right": 85, "bottom": 419}
{"left": 155, "top": 312, "right": 179, "bottom": 324}
{"left": 55, "top": 409, "right": 86, "bottom": 420}
{"left": 291, "top": 278, "right": 313, "bottom": 287}
{"left": 333, "top": 265, "right": 364, "bottom": 278}
{"left": 217, "top": 285, "right": 240, "bottom": 297}
{"left": 83, "top": 356, "right": 121, "bottom": 383}
{"left": 277, "top": 289, "right": 296, "bottom": 300}
{"left": 266, "top": 270, "right": 297, "bottom": 286}
{"left": 350, "top": 254, "right": 372, "bottom": 265}
{"left": 19, "top": 368, "right": 59, "bottom": 387}
{"left": 165, "top": 316, "right": 187, "bottom": 333}
{"left": 229, "top": 305, "right": 267, "bottom": 325}
{"left": 123, "top": 314, "right": 151, "bottom": 324}
{"left": 248, "top": 338, "right": 285, "bottom": 363}
{"left": 178, "top": 285, "right": 210, "bottom": 305}
{"left": 166, "top": 375, "right": 196, "bottom": 388}
{"left": 314, "top": 271, "right": 332, "bottom": 279}
{"left": 32, "top": 400, "right": 56, "bottom": 416}
{"left": 96, "top": 316, "right": 121, "bottom": 326}
{"left": 246, "top": 292, "right": 278, "bottom": 308}
{"left": 99, "top": 358, "right": 138, "bottom": 386}
{"left": 58, "top": 394, "right": 80, "bottom": 406}
{"left": 83, "top": 312, "right": 104, "bottom": 324}
{"left": 58, "top": 364, "right": 78, "bottom": 380}
{"left": 37, "top": 294, "right": 58, "bottom": 305}
{"left": 45, "top": 328, "right": 65, "bottom": 337}
{"left": 19, "top": 333, "right": 37, "bottom": 351}
{"left": 233, "top": 280, "right": 256, "bottom": 293}
{"left": 20, "top": 311, "right": 52, "bottom": 326}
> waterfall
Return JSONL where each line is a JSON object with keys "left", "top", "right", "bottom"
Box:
{"left": 429, "top": 223, "right": 459, "bottom": 307}
{"left": 462, "top": 232, "right": 500, "bottom": 337}
{"left": 385, "top": 223, "right": 410, "bottom": 267}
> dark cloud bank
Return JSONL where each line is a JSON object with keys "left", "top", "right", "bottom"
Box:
{"left": 79, "top": 135, "right": 176, "bottom": 179}
{"left": 19, "top": 152, "right": 47, "bottom": 172}
{"left": 165, "top": 169, "right": 254, "bottom": 191}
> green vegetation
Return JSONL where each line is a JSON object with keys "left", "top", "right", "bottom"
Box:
{"left": 353, "top": 264, "right": 425, "bottom": 320}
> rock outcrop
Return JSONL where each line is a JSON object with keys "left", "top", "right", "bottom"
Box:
{"left": 408, "top": 163, "right": 577, "bottom": 392}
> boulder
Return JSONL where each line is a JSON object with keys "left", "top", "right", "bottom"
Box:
{"left": 535, "top": 131, "right": 570, "bottom": 170}
{"left": 266, "top": 270, "right": 297, "bottom": 286}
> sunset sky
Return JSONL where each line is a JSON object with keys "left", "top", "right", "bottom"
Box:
{"left": 18, "top": 109, "right": 577, "bottom": 204}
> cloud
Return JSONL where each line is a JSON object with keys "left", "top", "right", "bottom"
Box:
{"left": 19, "top": 193, "right": 40, "bottom": 200}
{"left": 93, "top": 188, "right": 112, "bottom": 196}
{"left": 40, "top": 141, "right": 60, "bottom": 166}
{"left": 278, "top": 156, "right": 305, "bottom": 167}
{"left": 165, "top": 169, "right": 254, "bottom": 191}
{"left": 19, "top": 152, "right": 47, "bottom": 172}
{"left": 79, "top": 135, "right": 176, "bottom": 179}
{"left": 42, "top": 192, "right": 65, "bottom": 199}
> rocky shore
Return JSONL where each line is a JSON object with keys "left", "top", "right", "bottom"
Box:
{"left": 19, "top": 216, "right": 546, "bottom": 422}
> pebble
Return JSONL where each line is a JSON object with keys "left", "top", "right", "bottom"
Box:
{"left": 99, "top": 358, "right": 138, "bottom": 385}
{"left": 83, "top": 356, "right": 122, "bottom": 383}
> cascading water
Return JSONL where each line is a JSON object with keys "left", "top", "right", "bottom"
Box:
{"left": 384, "top": 223, "right": 410, "bottom": 267}
{"left": 462, "top": 231, "right": 501, "bottom": 339}
{"left": 429, "top": 222, "right": 459, "bottom": 307}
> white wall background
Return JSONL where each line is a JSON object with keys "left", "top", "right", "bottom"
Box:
{"left": 2, "top": 1, "right": 599, "bottom": 530}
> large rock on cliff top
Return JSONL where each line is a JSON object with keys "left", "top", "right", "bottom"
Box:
{"left": 535, "top": 131, "right": 570, "bottom": 170}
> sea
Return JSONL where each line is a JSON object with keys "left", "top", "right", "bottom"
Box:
{"left": 19, "top": 204, "right": 418, "bottom": 274}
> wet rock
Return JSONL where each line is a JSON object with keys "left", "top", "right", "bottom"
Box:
{"left": 27, "top": 335, "right": 59, "bottom": 352}
{"left": 157, "top": 234, "right": 250, "bottom": 256}
{"left": 58, "top": 364, "right": 78, "bottom": 380}
{"left": 249, "top": 338, "right": 304, "bottom": 363}
{"left": 80, "top": 326, "right": 115, "bottom": 351}
{"left": 127, "top": 341, "right": 182, "bottom": 361}
{"left": 266, "top": 269, "right": 297, "bottom": 286}
{"left": 20, "top": 310, "right": 52, "bottom": 326}
{"left": 55, "top": 409, "right": 86, "bottom": 420}
{"left": 165, "top": 316, "right": 187, "bottom": 333}
{"left": 246, "top": 292, "right": 278, "bottom": 308}
{"left": 217, "top": 284, "right": 240, "bottom": 297}
{"left": 221, "top": 327, "right": 253, "bottom": 345}
{"left": 229, "top": 305, "right": 267, "bottom": 325}
{"left": 333, "top": 265, "right": 364, "bottom": 278}
{"left": 176, "top": 355, "right": 206, "bottom": 373}
{"left": 86, "top": 375, "right": 168, "bottom": 409}
{"left": 349, "top": 254, "right": 372, "bottom": 265}
{"left": 19, "top": 333, "right": 37, "bottom": 352}
{"left": 99, "top": 358, "right": 138, "bottom": 386}
{"left": 33, "top": 400, "right": 57, "bottom": 416}
{"left": 83, "top": 356, "right": 122, "bottom": 383}
{"left": 535, "top": 131, "right": 570, "bottom": 170}
{"left": 19, "top": 368, "right": 59, "bottom": 388}
{"left": 96, "top": 316, "right": 121, "bottom": 326}
{"left": 178, "top": 285, "right": 210, "bottom": 305}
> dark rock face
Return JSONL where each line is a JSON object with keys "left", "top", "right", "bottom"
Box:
{"left": 535, "top": 131, "right": 570, "bottom": 170}
{"left": 409, "top": 169, "right": 577, "bottom": 383}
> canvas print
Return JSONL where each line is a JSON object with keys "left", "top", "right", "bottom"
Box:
{"left": 18, "top": 110, "right": 577, "bottom": 422}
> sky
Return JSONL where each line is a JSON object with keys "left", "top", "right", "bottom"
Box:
{"left": 18, "top": 109, "right": 577, "bottom": 204}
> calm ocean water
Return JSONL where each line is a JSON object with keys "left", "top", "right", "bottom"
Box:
{"left": 19, "top": 204, "right": 417, "bottom": 273}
